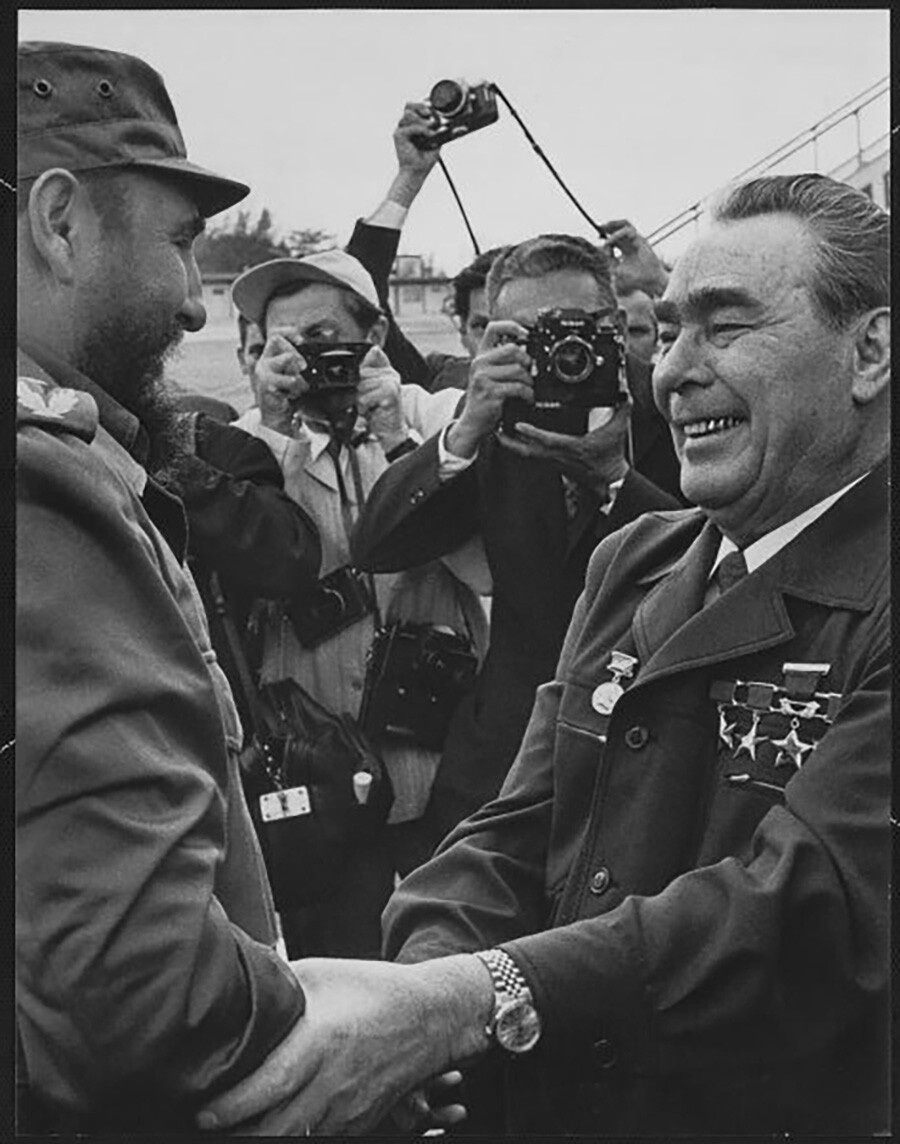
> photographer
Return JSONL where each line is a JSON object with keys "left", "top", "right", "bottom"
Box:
{"left": 352, "top": 234, "right": 682, "bottom": 857}
{"left": 229, "top": 250, "right": 487, "bottom": 959}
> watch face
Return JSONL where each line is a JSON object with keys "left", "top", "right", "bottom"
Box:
{"left": 496, "top": 996, "right": 542, "bottom": 1054}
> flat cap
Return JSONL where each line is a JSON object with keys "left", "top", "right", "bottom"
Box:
{"left": 232, "top": 250, "right": 383, "bottom": 327}
{"left": 18, "top": 41, "right": 249, "bottom": 217}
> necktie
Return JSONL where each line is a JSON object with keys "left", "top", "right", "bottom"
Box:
{"left": 715, "top": 549, "right": 748, "bottom": 595}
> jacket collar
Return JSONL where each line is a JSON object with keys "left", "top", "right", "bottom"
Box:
{"left": 17, "top": 336, "right": 150, "bottom": 465}
{"left": 633, "top": 459, "right": 888, "bottom": 687}
{"left": 18, "top": 341, "right": 189, "bottom": 562}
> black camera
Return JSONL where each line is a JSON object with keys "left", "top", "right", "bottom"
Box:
{"left": 296, "top": 342, "right": 370, "bottom": 394}
{"left": 361, "top": 622, "right": 479, "bottom": 751}
{"left": 417, "top": 79, "right": 499, "bottom": 150}
{"left": 288, "top": 341, "right": 371, "bottom": 441}
{"left": 285, "top": 565, "right": 375, "bottom": 649}
{"left": 503, "top": 308, "right": 627, "bottom": 436}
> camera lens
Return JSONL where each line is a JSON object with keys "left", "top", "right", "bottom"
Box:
{"left": 550, "top": 336, "right": 595, "bottom": 384}
{"left": 430, "top": 79, "right": 467, "bottom": 118}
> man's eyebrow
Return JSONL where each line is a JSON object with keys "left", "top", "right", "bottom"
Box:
{"left": 666, "top": 286, "right": 761, "bottom": 324}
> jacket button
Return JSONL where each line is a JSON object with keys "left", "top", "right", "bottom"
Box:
{"left": 410, "top": 489, "right": 426, "bottom": 505}
{"left": 589, "top": 868, "right": 611, "bottom": 895}
{"left": 592, "top": 1037, "right": 618, "bottom": 1069}
{"left": 624, "top": 724, "right": 650, "bottom": 750}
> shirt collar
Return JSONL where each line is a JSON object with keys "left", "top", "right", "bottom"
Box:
{"left": 710, "top": 473, "right": 870, "bottom": 578}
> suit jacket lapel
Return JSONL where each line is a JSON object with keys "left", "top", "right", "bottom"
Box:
{"left": 632, "top": 461, "right": 887, "bottom": 688}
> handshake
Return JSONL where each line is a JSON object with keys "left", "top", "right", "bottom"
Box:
{"left": 196, "top": 954, "right": 495, "bottom": 1136}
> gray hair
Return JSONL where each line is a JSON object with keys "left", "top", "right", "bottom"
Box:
{"left": 485, "top": 233, "right": 616, "bottom": 315}
{"left": 711, "top": 173, "right": 889, "bottom": 329}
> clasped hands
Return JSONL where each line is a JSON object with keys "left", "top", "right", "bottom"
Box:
{"left": 448, "top": 319, "right": 631, "bottom": 499}
{"left": 196, "top": 955, "right": 493, "bottom": 1136}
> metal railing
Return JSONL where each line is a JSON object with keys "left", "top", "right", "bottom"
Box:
{"left": 647, "top": 76, "right": 889, "bottom": 250}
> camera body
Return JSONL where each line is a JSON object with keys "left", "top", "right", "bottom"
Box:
{"left": 503, "top": 308, "right": 627, "bottom": 436}
{"left": 418, "top": 79, "right": 499, "bottom": 150}
{"left": 361, "top": 622, "right": 479, "bottom": 751}
{"left": 289, "top": 341, "right": 371, "bottom": 441}
{"left": 296, "top": 342, "right": 370, "bottom": 394}
{"left": 285, "top": 565, "right": 375, "bottom": 649}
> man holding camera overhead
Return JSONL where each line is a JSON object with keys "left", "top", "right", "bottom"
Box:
{"left": 352, "top": 233, "right": 681, "bottom": 856}
{"left": 229, "top": 250, "right": 488, "bottom": 959}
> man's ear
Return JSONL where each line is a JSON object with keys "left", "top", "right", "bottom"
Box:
{"left": 367, "top": 314, "right": 389, "bottom": 348}
{"left": 851, "top": 308, "right": 890, "bottom": 405}
{"left": 25, "top": 168, "right": 87, "bottom": 285}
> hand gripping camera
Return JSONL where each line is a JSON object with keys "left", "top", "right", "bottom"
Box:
{"left": 290, "top": 341, "right": 371, "bottom": 442}
{"left": 417, "top": 79, "right": 499, "bottom": 150}
{"left": 503, "top": 308, "right": 628, "bottom": 436}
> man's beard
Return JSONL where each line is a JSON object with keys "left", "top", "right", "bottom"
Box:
{"left": 75, "top": 297, "right": 186, "bottom": 472}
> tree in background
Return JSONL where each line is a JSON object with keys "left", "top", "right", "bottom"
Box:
{"left": 195, "top": 209, "right": 336, "bottom": 274}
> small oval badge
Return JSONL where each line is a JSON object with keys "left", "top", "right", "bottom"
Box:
{"left": 591, "top": 681, "right": 623, "bottom": 715}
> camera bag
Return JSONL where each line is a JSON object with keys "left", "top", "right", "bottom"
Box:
{"left": 210, "top": 574, "right": 392, "bottom": 911}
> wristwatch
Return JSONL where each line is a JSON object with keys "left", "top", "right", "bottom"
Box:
{"left": 474, "top": 948, "right": 542, "bottom": 1054}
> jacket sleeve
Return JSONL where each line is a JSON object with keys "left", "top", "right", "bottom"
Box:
{"left": 351, "top": 432, "right": 480, "bottom": 571}
{"left": 385, "top": 528, "right": 890, "bottom": 1075}
{"left": 16, "top": 428, "right": 305, "bottom": 1119}
{"left": 346, "top": 218, "right": 441, "bottom": 389}
{"left": 165, "top": 414, "right": 322, "bottom": 599}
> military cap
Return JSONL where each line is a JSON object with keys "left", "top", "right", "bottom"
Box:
{"left": 18, "top": 41, "right": 249, "bottom": 217}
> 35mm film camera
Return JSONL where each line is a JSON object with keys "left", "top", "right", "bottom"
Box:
{"left": 503, "top": 308, "right": 627, "bottom": 436}
{"left": 285, "top": 565, "right": 375, "bottom": 649}
{"left": 293, "top": 342, "right": 370, "bottom": 394}
{"left": 287, "top": 341, "right": 371, "bottom": 440}
{"left": 361, "top": 622, "right": 478, "bottom": 751}
{"left": 417, "top": 78, "right": 499, "bottom": 150}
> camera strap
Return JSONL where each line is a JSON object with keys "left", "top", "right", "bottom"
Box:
{"left": 438, "top": 83, "right": 608, "bottom": 255}
{"left": 208, "top": 570, "right": 268, "bottom": 753}
{"left": 327, "top": 437, "right": 383, "bottom": 630}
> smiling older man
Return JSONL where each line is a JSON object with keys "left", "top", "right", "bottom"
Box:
{"left": 198, "top": 173, "right": 889, "bottom": 1138}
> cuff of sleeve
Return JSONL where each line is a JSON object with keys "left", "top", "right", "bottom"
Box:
{"left": 437, "top": 422, "right": 478, "bottom": 480}
{"left": 365, "top": 200, "right": 410, "bottom": 231}
{"left": 500, "top": 907, "right": 655, "bottom": 1070}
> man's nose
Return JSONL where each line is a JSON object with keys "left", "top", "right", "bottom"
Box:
{"left": 652, "top": 330, "right": 708, "bottom": 410}
{"left": 180, "top": 259, "right": 207, "bottom": 333}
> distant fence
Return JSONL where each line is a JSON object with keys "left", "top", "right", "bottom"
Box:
{"left": 647, "top": 76, "right": 889, "bottom": 258}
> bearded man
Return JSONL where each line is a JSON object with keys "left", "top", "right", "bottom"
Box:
{"left": 15, "top": 42, "right": 309, "bottom": 1133}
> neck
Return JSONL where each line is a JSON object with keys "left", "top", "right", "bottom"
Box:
{"left": 712, "top": 452, "right": 885, "bottom": 548}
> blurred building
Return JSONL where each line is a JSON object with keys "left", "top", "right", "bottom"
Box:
{"left": 199, "top": 259, "right": 452, "bottom": 331}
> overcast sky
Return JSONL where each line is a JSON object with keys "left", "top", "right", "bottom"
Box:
{"left": 18, "top": 9, "right": 889, "bottom": 274}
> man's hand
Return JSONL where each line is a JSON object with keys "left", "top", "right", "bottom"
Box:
{"left": 357, "top": 345, "right": 407, "bottom": 453}
{"left": 394, "top": 101, "right": 442, "bottom": 178}
{"left": 255, "top": 334, "right": 309, "bottom": 436}
{"left": 446, "top": 320, "right": 534, "bottom": 459}
{"left": 600, "top": 218, "right": 669, "bottom": 297}
{"left": 195, "top": 955, "right": 492, "bottom": 1137}
{"left": 500, "top": 401, "right": 632, "bottom": 500}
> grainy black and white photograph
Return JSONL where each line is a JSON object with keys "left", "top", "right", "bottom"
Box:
{"left": 14, "top": 8, "right": 890, "bottom": 1138}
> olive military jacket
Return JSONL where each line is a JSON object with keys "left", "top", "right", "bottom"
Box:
{"left": 384, "top": 460, "right": 889, "bottom": 1136}
{"left": 16, "top": 348, "right": 304, "bottom": 1131}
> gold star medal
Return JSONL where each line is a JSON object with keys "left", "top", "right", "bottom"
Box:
{"left": 772, "top": 719, "right": 815, "bottom": 769}
{"left": 591, "top": 651, "right": 638, "bottom": 715}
